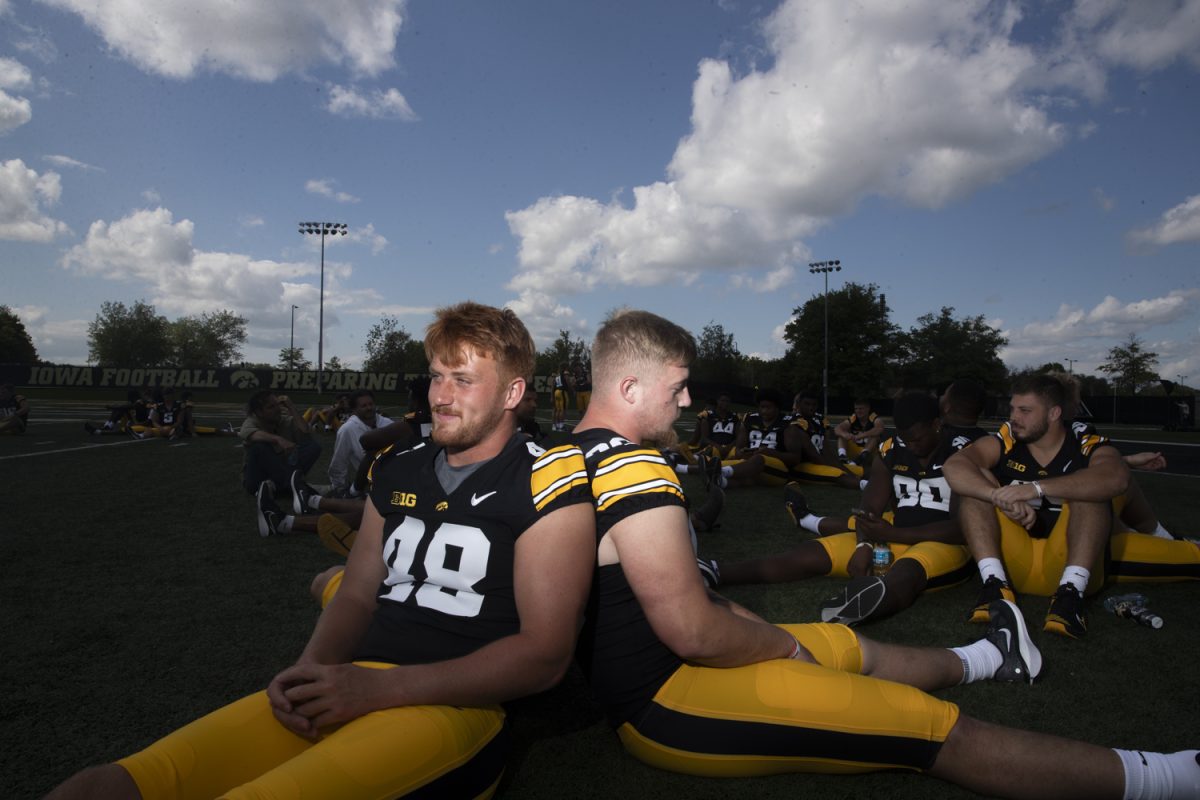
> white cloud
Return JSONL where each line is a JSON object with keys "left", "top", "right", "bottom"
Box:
{"left": 40, "top": 0, "right": 407, "bottom": 81}
{"left": 43, "top": 154, "right": 104, "bottom": 172}
{"left": 57, "top": 207, "right": 392, "bottom": 355}
{"left": 1039, "top": 1, "right": 1200, "bottom": 103}
{"left": 507, "top": 0, "right": 1067, "bottom": 300}
{"left": 731, "top": 265, "right": 795, "bottom": 293}
{"left": 239, "top": 214, "right": 265, "bottom": 228}
{"left": 0, "top": 90, "right": 31, "bottom": 134}
{"left": 1092, "top": 186, "right": 1115, "bottom": 212}
{"left": 326, "top": 85, "right": 417, "bottom": 120}
{"left": 1000, "top": 289, "right": 1200, "bottom": 368}
{"left": 506, "top": 289, "right": 588, "bottom": 348}
{"left": 347, "top": 222, "right": 388, "bottom": 255}
{"left": 141, "top": 188, "right": 161, "bottom": 204}
{"left": 0, "top": 159, "right": 70, "bottom": 241}
{"left": 1128, "top": 194, "right": 1200, "bottom": 247}
{"left": 0, "top": 57, "right": 32, "bottom": 90}
{"left": 1068, "top": 0, "right": 1200, "bottom": 74}
{"left": 306, "top": 178, "right": 360, "bottom": 204}
{"left": 12, "top": 304, "right": 90, "bottom": 361}
{"left": 0, "top": 59, "right": 33, "bottom": 133}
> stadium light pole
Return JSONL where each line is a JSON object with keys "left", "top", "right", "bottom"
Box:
{"left": 808, "top": 259, "right": 842, "bottom": 422}
{"left": 298, "top": 222, "right": 348, "bottom": 393}
{"left": 289, "top": 304, "right": 299, "bottom": 369}
{"left": 1065, "top": 357, "right": 1078, "bottom": 374}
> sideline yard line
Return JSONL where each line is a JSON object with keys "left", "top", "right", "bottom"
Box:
{"left": 0, "top": 438, "right": 150, "bottom": 460}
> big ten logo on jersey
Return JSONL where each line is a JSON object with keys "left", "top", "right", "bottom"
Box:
{"left": 583, "top": 435, "right": 633, "bottom": 460}
{"left": 391, "top": 492, "right": 418, "bottom": 507}
{"left": 749, "top": 429, "right": 778, "bottom": 449}
{"left": 1005, "top": 459, "right": 1027, "bottom": 473}
{"left": 952, "top": 435, "right": 971, "bottom": 450}
{"left": 380, "top": 518, "right": 490, "bottom": 617}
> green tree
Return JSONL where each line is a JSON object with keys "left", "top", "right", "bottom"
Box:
{"left": 691, "top": 322, "right": 743, "bottom": 385}
{"left": 894, "top": 307, "right": 1008, "bottom": 392}
{"left": 535, "top": 330, "right": 589, "bottom": 378}
{"left": 87, "top": 300, "right": 172, "bottom": 367}
{"left": 168, "top": 310, "right": 247, "bottom": 366}
{"left": 325, "top": 355, "right": 344, "bottom": 371}
{"left": 0, "top": 306, "right": 38, "bottom": 364}
{"left": 278, "top": 347, "right": 312, "bottom": 370}
{"left": 783, "top": 282, "right": 899, "bottom": 397}
{"left": 363, "top": 316, "right": 426, "bottom": 373}
{"left": 1099, "top": 334, "right": 1160, "bottom": 393}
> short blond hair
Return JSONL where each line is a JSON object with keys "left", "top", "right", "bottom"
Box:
{"left": 425, "top": 301, "right": 535, "bottom": 382}
{"left": 591, "top": 308, "right": 696, "bottom": 389}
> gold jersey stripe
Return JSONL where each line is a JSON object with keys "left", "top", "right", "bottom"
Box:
{"left": 591, "top": 449, "right": 684, "bottom": 511}
{"left": 531, "top": 445, "right": 588, "bottom": 511}
{"left": 998, "top": 423, "right": 1016, "bottom": 452}
{"left": 595, "top": 478, "right": 685, "bottom": 511}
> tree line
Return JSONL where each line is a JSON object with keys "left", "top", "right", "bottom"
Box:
{"left": 0, "top": 294, "right": 1180, "bottom": 398}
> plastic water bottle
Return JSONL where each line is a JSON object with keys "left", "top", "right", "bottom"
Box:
{"left": 1102, "top": 593, "right": 1164, "bottom": 629}
{"left": 871, "top": 543, "right": 892, "bottom": 577}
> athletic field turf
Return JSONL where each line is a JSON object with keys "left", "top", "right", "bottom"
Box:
{"left": 4, "top": 401, "right": 1198, "bottom": 798}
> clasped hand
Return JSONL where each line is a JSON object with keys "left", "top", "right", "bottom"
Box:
{"left": 266, "top": 662, "right": 383, "bottom": 739}
{"left": 989, "top": 485, "right": 1037, "bottom": 529}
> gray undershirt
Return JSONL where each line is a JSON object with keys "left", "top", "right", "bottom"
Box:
{"left": 433, "top": 448, "right": 490, "bottom": 495}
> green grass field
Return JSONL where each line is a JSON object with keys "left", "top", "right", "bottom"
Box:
{"left": 3, "top": 402, "right": 1199, "bottom": 799}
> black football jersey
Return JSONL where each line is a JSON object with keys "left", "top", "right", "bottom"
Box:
{"left": 353, "top": 435, "right": 589, "bottom": 665}
{"left": 791, "top": 412, "right": 826, "bottom": 454}
{"left": 988, "top": 420, "right": 1110, "bottom": 536}
{"left": 848, "top": 412, "right": 878, "bottom": 435}
{"left": 155, "top": 400, "right": 181, "bottom": 425}
{"left": 880, "top": 424, "right": 986, "bottom": 528}
{"left": 742, "top": 412, "right": 791, "bottom": 451}
{"left": 572, "top": 427, "right": 687, "bottom": 727}
{"left": 700, "top": 408, "right": 738, "bottom": 446}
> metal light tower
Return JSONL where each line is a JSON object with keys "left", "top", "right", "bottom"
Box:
{"left": 289, "top": 304, "right": 299, "bottom": 369}
{"left": 1065, "top": 358, "right": 1078, "bottom": 374}
{"left": 808, "top": 259, "right": 842, "bottom": 421}
{"left": 298, "top": 222, "right": 348, "bottom": 392}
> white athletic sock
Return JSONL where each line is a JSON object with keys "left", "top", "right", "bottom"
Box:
{"left": 307, "top": 495, "right": 322, "bottom": 511}
{"left": 838, "top": 448, "right": 847, "bottom": 457}
{"left": 675, "top": 464, "right": 689, "bottom": 475}
{"left": 978, "top": 557, "right": 1007, "bottom": 583}
{"left": 1151, "top": 522, "right": 1172, "bottom": 539}
{"left": 799, "top": 515, "right": 824, "bottom": 536}
{"left": 279, "top": 515, "right": 295, "bottom": 533}
{"left": 950, "top": 638, "right": 1003, "bottom": 684}
{"left": 1115, "top": 748, "right": 1200, "bottom": 800}
{"left": 858, "top": 479, "right": 868, "bottom": 491}
{"left": 1060, "top": 565, "right": 1090, "bottom": 595}
{"left": 721, "top": 465, "right": 733, "bottom": 478}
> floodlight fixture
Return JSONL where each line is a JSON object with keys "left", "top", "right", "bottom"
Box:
{"left": 298, "top": 221, "right": 348, "bottom": 392}
{"left": 807, "top": 259, "right": 845, "bottom": 420}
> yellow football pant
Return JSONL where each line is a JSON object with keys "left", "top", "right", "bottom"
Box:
{"left": 817, "top": 531, "right": 973, "bottom": 590}
{"left": 995, "top": 505, "right": 1200, "bottom": 596}
{"left": 117, "top": 663, "right": 506, "bottom": 800}
{"left": 619, "top": 623, "right": 959, "bottom": 777}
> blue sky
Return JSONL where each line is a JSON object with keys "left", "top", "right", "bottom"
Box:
{"left": 2, "top": 0, "right": 1198, "bottom": 383}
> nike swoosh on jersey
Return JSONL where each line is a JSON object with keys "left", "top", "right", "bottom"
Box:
{"left": 471, "top": 490, "right": 498, "bottom": 506}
